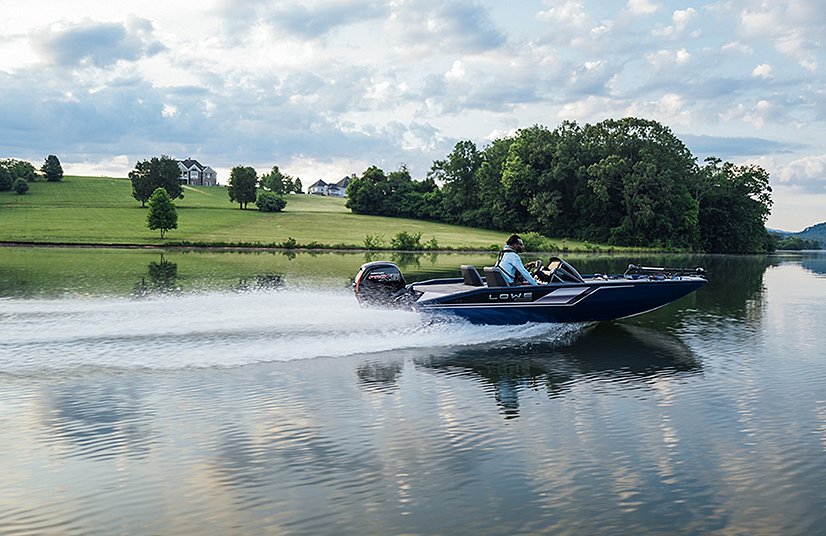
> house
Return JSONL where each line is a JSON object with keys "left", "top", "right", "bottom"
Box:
{"left": 308, "top": 179, "right": 328, "bottom": 195}
{"left": 307, "top": 176, "right": 350, "bottom": 197}
{"left": 177, "top": 159, "right": 218, "bottom": 186}
{"left": 327, "top": 176, "right": 350, "bottom": 197}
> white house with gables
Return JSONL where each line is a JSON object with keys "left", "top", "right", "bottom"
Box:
{"left": 307, "top": 176, "right": 350, "bottom": 197}
{"left": 177, "top": 159, "right": 218, "bottom": 186}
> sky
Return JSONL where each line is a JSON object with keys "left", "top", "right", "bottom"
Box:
{"left": 1, "top": 0, "right": 824, "bottom": 231}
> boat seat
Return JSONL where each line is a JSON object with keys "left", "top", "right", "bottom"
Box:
{"left": 483, "top": 266, "right": 511, "bottom": 287}
{"left": 460, "top": 265, "right": 484, "bottom": 286}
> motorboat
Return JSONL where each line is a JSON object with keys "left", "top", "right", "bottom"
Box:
{"left": 353, "top": 257, "right": 707, "bottom": 325}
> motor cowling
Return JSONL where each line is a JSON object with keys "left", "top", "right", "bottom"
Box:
{"left": 354, "top": 261, "right": 407, "bottom": 306}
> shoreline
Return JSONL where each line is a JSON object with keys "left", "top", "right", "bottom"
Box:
{"left": 0, "top": 240, "right": 497, "bottom": 254}
{"left": 0, "top": 240, "right": 689, "bottom": 255}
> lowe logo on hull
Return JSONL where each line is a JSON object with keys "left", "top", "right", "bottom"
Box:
{"left": 488, "top": 292, "right": 533, "bottom": 302}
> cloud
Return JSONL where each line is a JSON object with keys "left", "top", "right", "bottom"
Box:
{"left": 626, "top": 0, "right": 660, "bottom": 16}
{"left": 268, "top": 0, "right": 388, "bottom": 38}
{"left": 624, "top": 93, "right": 692, "bottom": 127}
{"left": 752, "top": 63, "right": 773, "bottom": 78}
{"left": 738, "top": 3, "right": 823, "bottom": 72}
{"left": 389, "top": 0, "right": 506, "bottom": 54}
{"left": 776, "top": 155, "right": 826, "bottom": 193}
{"left": 567, "top": 60, "right": 616, "bottom": 96}
{"left": 422, "top": 50, "right": 562, "bottom": 114}
{"left": 33, "top": 17, "right": 165, "bottom": 67}
{"left": 680, "top": 134, "right": 803, "bottom": 160}
{"left": 720, "top": 99, "right": 776, "bottom": 129}
{"left": 653, "top": 7, "right": 697, "bottom": 38}
{"left": 646, "top": 48, "right": 691, "bottom": 70}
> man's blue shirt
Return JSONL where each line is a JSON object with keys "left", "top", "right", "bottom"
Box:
{"left": 498, "top": 247, "right": 539, "bottom": 285}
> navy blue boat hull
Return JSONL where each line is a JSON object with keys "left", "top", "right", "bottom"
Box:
{"left": 413, "top": 278, "right": 706, "bottom": 325}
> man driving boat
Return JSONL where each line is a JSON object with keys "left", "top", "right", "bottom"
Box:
{"left": 496, "top": 234, "right": 539, "bottom": 286}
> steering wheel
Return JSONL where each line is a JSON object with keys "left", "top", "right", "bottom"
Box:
{"left": 526, "top": 259, "right": 544, "bottom": 280}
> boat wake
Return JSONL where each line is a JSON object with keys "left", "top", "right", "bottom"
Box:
{"left": 1, "top": 289, "right": 588, "bottom": 375}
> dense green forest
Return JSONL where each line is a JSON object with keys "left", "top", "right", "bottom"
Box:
{"left": 794, "top": 221, "right": 826, "bottom": 247}
{"left": 347, "top": 118, "right": 774, "bottom": 253}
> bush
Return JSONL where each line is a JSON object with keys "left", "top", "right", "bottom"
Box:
{"left": 391, "top": 231, "right": 423, "bottom": 250}
{"left": 424, "top": 236, "right": 439, "bottom": 250}
{"left": 521, "top": 232, "right": 547, "bottom": 251}
{"left": 255, "top": 191, "right": 287, "bottom": 212}
{"left": 12, "top": 178, "right": 29, "bottom": 195}
{"left": 363, "top": 234, "right": 385, "bottom": 249}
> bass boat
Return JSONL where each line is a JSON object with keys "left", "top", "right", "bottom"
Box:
{"left": 353, "top": 257, "right": 707, "bottom": 325}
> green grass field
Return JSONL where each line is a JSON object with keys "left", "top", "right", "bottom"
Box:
{"left": 0, "top": 176, "right": 610, "bottom": 250}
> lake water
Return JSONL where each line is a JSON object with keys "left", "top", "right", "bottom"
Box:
{"left": 1, "top": 249, "right": 825, "bottom": 535}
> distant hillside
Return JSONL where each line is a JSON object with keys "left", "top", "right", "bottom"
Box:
{"left": 797, "top": 222, "right": 826, "bottom": 245}
{"left": 767, "top": 227, "right": 793, "bottom": 236}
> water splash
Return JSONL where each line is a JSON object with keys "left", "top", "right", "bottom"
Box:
{"left": 1, "top": 289, "right": 586, "bottom": 374}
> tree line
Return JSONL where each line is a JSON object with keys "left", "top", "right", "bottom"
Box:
{"left": 346, "top": 117, "right": 775, "bottom": 253}
{"left": 767, "top": 234, "right": 821, "bottom": 250}
{"left": 0, "top": 155, "right": 63, "bottom": 194}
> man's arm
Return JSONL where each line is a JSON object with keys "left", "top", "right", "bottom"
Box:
{"left": 514, "top": 261, "right": 539, "bottom": 286}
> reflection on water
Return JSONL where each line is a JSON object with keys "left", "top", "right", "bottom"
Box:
{"left": 798, "top": 251, "right": 826, "bottom": 277}
{"left": 414, "top": 323, "right": 700, "bottom": 418}
{"left": 1, "top": 250, "right": 826, "bottom": 534}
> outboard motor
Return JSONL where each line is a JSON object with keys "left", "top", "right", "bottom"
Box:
{"left": 353, "top": 261, "right": 407, "bottom": 306}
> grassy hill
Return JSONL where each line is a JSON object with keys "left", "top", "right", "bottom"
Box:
{"left": 0, "top": 176, "right": 607, "bottom": 251}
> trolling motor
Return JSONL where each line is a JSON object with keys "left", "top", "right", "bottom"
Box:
{"left": 624, "top": 264, "right": 707, "bottom": 279}
{"left": 353, "top": 261, "right": 411, "bottom": 307}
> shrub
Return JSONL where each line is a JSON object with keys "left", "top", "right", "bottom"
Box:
{"left": 255, "top": 191, "right": 287, "bottom": 212}
{"left": 12, "top": 178, "right": 29, "bottom": 195}
{"left": 363, "top": 234, "right": 385, "bottom": 249}
{"left": 424, "top": 236, "right": 439, "bottom": 250}
{"left": 521, "top": 232, "right": 548, "bottom": 251}
{"left": 391, "top": 231, "right": 423, "bottom": 250}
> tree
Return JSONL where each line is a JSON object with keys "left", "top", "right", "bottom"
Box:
{"left": 260, "top": 165, "right": 286, "bottom": 194}
{"left": 345, "top": 166, "right": 389, "bottom": 215}
{"left": 429, "top": 140, "right": 482, "bottom": 219}
{"left": 293, "top": 177, "right": 303, "bottom": 193}
{"left": 255, "top": 191, "right": 287, "bottom": 212}
{"left": 1, "top": 159, "right": 37, "bottom": 182}
{"left": 0, "top": 166, "right": 11, "bottom": 191}
{"left": 146, "top": 187, "right": 178, "bottom": 238}
{"left": 41, "top": 155, "right": 64, "bottom": 182}
{"left": 13, "top": 178, "right": 29, "bottom": 194}
{"left": 227, "top": 165, "right": 258, "bottom": 209}
{"left": 697, "top": 158, "right": 773, "bottom": 253}
{"left": 129, "top": 155, "right": 184, "bottom": 207}
{"left": 130, "top": 160, "right": 156, "bottom": 207}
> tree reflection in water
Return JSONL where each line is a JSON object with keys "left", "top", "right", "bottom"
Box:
{"left": 134, "top": 253, "right": 179, "bottom": 297}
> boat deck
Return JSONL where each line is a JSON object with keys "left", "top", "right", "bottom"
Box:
{"left": 411, "top": 282, "right": 482, "bottom": 295}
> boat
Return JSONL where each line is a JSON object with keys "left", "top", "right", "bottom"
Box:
{"left": 353, "top": 257, "right": 707, "bottom": 325}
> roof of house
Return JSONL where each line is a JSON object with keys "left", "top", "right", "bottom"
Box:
{"left": 178, "top": 158, "right": 204, "bottom": 170}
{"left": 334, "top": 176, "right": 350, "bottom": 188}
{"left": 308, "top": 179, "right": 328, "bottom": 188}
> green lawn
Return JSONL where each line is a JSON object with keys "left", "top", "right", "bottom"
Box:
{"left": 0, "top": 176, "right": 608, "bottom": 250}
